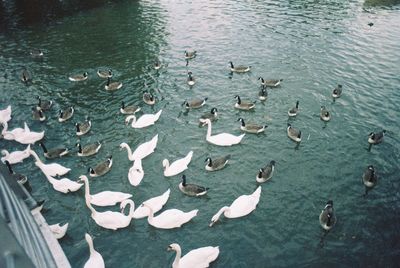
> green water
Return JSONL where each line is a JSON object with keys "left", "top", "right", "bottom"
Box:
{"left": 1, "top": 0, "right": 400, "bottom": 267}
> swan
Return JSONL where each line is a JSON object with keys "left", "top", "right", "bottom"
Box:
{"left": 79, "top": 175, "right": 132, "bottom": 206}
{"left": 209, "top": 186, "right": 261, "bottom": 227}
{"left": 368, "top": 130, "right": 386, "bottom": 144}
{"left": 168, "top": 243, "right": 219, "bottom": 268}
{"left": 49, "top": 223, "right": 69, "bottom": 239}
{"left": 187, "top": 71, "right": 196, "bottom": 86}
{"left": 258, "top": 87, "right": 268, "bottom": 101}
{"left": 105, "top": 77, "right": 122, "bottom": 91}
{"left": 234, "top": 95, "right": 255, "bottom": 110}
{"left": 97, "top": 69, "right": 112, "bottom": 79}
{"left": 125, "top": 110, "right": 162, "bottom": 129}
{"left": 1, "top": 122, "right": 24, "bottom": 140}
{"left": 1, "top": 144, "right": 31, "bottom": 164}
{"left": 58, "top": 106, "right": 74, "bottom": 122}
{"left": 37, "top": 96, "right": 53, "bottom": 111}
{"left": 184, "top": 50, "right": 197, "bottom": 59}
{"left": 120, "top": 134, "right": 158, "bottom": 161}
{"left": 287, "top": 123, "right": 301, "bottom": 143}
{"left": 237, "top": 118, "right": 267, "bottom": 134}
{"left": 44, "top": 173, "right": 83, "bottom": 193}
{"left": 205, "top": 155, "right": 230, "bottom": 171}
{"left": 320, "top": 106, "right": 331, "bottom": 122}
{"left": 199, "top": 108, "right": 218, "bottom": 124}
{"left": 4, "top": 122, "right": 44, "bottom": 144}
{"left": 83, "top": 233, "right": 105, "bottom": 268}
{"left": 229, "top": 61, "right": 251, "bottom": 73}
{"left": 319, "top": 200, "right": 336, "bottom": 231}
{"left": 162, "top": 150, "right": 193, "bottom": 177}
{"left": 39, "top": 142, "right": 69, "bottom": 159}
{"left": 85, "top": 198, "right": 135, "bottom": 230}
{"left": 183, "top": 98, "right": 207, "bottom": 109}
{"left": 202, "top": 119, "right": 245, "bottom": 146}
{"left": 179, "top": 175, "right": 209, "bottom": 197}
{"left": 77, "top": 142, "right": 102, "bottom": 157}
{"left": 120, "top": 101, "right": 141, "bottom": 114}
{"left": 88, "top": 156, "right": 113, "bottom": 177}
{"left": 143, "top": 203, "right": 198, "bottom": 229}
{"left": 69, "top": 72, "right": 88, "bottom": 82}
{"left": 0, "top": 105, "right": 11, "bottom": 123}
{"left": 143, "top": 92, "right": 156, "bottom": 105}
{"left": 258, "top": 77, "right": 283, "bottom": 87}
{"left": 362, "top": 165, "right": 378, "bottom": 195}
{"left": 133, "top": 189, "right": 170, "bottom": 219}
{"left": 288, "top": 101, "right": 299, "bottom": 117}
{"left": 29, "top": 149, "right": 71, "bottom": 176}
{"left": 128, "top": 159, "right": 144, "bottom": 186}
{"left": 75, "top": 118, "right": 91, "bottom": 136}
{"left": 332, "top": 84, "right": 343, "bottom": 98}
{"left": 256, "top": 160, "right": 275, "bottom": 183}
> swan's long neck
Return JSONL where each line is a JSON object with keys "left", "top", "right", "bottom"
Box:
{"left": 83, "top": 177, "right": 91, "bottom": 202}
{"left": 126, "top": 115, "right": 136, "bottom": 126}
{"left": 85, "top": 193, "right": 96, "bottom": 215}
{"left": 122, "top": 144, "right": 134, "bottom": 160}
{"left": 29, "top": 150, "right": 42, "bottom": 164}
{"left": 145, "top": 205, "right": 155, "bottom": 225}
{"left": 86, "top": 235, "right": 95, "bottom": 255}
{"left": 215, "top": 206, "right": 230, "bottom": 220}
{"left": 172, "top": 246, "right": 182, "bottom": 268}
{"left": 206, "top": 121, "right": 212, "bottom": 139}
{"left": 45, "top": 174, "right": 57, "bottom": 185}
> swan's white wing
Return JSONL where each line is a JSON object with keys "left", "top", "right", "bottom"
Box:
{"left": 133, "top": 189, "right": 170, "bottom": 219}
{"left": 228, "top": 187, "right": 261, "bottom": 218}
{"left": 91, "top": 191, "right": 132, "bottom": 206}
{"left": 180, "top": 246, "right": 220, "bottom": 268}
{"left": 93, "top": 211, "right": 129, "bottom": 230}
{"left": 84, "top": 251, "right": 105, "bottom": 268}
{"left": 153, "top": 209, "right": 197, "bottom": 228}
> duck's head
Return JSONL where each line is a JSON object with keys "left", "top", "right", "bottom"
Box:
{"left": 211, "top": 107, "right": 218, "bottom": 114}
{"left": 368, "top": 165, "right": 374, "bottom": 171}
{"left": 205, "top": 157, "right": 211, "bottom": 164}
{"left": 270, "top": 160, "right": 276, "bottom": 166}
{"left": 88, "top": 167, "right": 95, "bottom": 175}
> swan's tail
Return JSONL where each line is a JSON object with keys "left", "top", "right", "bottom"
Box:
{"left": 187, "top": 209, "right": 198, "bottom": 219}
{"left": 184, "top": 150, "right": 194, "bottom": 163}
{"left": 154, "top": 110, "right": 162, "bottom": 121}
{"left": 251, "top": 186, "right": 262, "bottom": 202}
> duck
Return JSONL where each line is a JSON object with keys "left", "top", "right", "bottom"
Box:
{"left": 162, "top": 151, "right": 193, "bottom": 177}
{"left": 83, "top": 233, "right": 105, "bottom": 268}
{"left": 237, "top": 118, "right": 267, "bottom": 134}
{"left": 58, "top": 106, "right": 74, "bottom": 122}
{"left": 76, "top": 142, "right": 102, "bottom": 157}
{"left": 184, "top": 50, "right": 197, "bottom": 59}
{"left": 120, "top": 134, "right": 158, "bottom": 161}
{"left": 36, "top": 96, "right": 53, "bottom": 111}
{"left": 199, "top": 108, "right": 218, "bottom": 124}
{"left": 85, "top": 198, "right": 135, "bottom": 230}
{"left": 320, "top": 106, "right": 331, "bottom": 122}
{"left": 32, "top": 107, "right": 46, "bottom": 121}
{"left": 168, "top": 243, "right": 219, "bottom": 268}
{"left": 362, "top": 165, "right": 378, "bottom": 195}
{"left": 4, "top": 160, "right": 29, "bottom": 188}
{"left": 183, "top": 97, "right": 207, "bottom": 109}
{"left": 105, "top": 77, "right": 122, "bottom": 91}
{"left": 30, "top": 48, "right": 44, "bottom": 58}
{"left": 125, "top": 110, "right": 162, "bottom": 129}
{"left": 229, "top": 61, "right": 251, "bottom": 73}
{"left": 1, "top": 144, "right": 31, "bottom": 164}
{"left": 79, "top": 175, "right": 132, "bottom": 206}
{"left": 209, "top": 186, "right": 261, "bottom": 227}
{"left": 202, "top": 118, "right": 245, "bottom": 146}
{"left": 288, "top": 101, "right": 299, "bottom": 117}
{"left": 97, "top": 69, "right": 112, "bottom": 79}
{"left": 142, "top": 203, "right": 198, "bottom": 229}
{"left": 69, "top": 72, "right": 88, "bottom": 82}
{"left": 29, "top": 149, "right": 71, "bottom": 176}
{"left": 287, "top": 123, "right": 301, "bottom": 143}
{"left": 120, "top": 101, "right": 141, "bottom": 114}
{"left": 258, "top": 77, "right": 282, "bottom": 87}
{"left": 20, "top": 68, "right": 31, "bottom": 83}
{"left": 75, "top": 118, "right": 91, "bottom": 136}
{"left": 88, "top": 156, "right": 113, "bottom": 177}
{"left": 368, "top": 130, "right": 386, "bottom": 144}
{"left": 187, "top": 71, "right": 196, "bottom": 86}
{"left": 319, "top": 200, "right": 336, "bottom": 231}
{"left": 332, "top": 84, "right": 343, "bottom": 98}
{"left": 179, "top": 175, "right": 209, "bottom": 197}
{"left": 234, "top": 95, "right": 255, "bottom": 110}
{"left": 128, "top": 159, "right": 144, "bottom": 186}
{"left": 205, "top": 155, "right": 230, "bottom": 171}
{"left": 133, "top": 189, "right": 170, "bottom": 219}
{"left": 143, "top": 91, "right": 156, "bottom": 105}
{"left": 43, "top": 173, "right": 83, "bottom": 193}
{"left": 258, "top": 87, "right": 268, "bottom": 101}
{"left": 256, "top": 160, "right": 275, "bottom": 183}
{"left": 39, "top": 142, "right": 69, "bottom": 159}
{"left": 0, "top": 105, "right": 11, "bottom": 123}
{"left": 49, "top": 223, "right": 69, "bottom": 239}
{"left": 154, "top": 60, "right": 162, "bottom": 70}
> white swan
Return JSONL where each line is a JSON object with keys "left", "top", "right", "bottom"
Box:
{"left": 29, "top": 149, "right": 71, "bottom": 176}
{"left": 44, "top": 173, "right": 83, "bottom": 193}
{"left": 79, "top": 175, "right": 132, "bottom": 206}
{"left": 168, "top": 243, "right": 220, "bottom": 268}
{"left": 209, "top": 186, "right": 261, "bottom": 227}
{"left": 143, "top": 203, "right": 198, "bottom": 229}
{"left": 125, "top": 110, "right": 162, "bottom": 128}
{"left": 83, "top": 233, "right": 105, "bottom": 268}
{"left": 120, "top": 134, "right": 158, "bottom": 161}
{"left": 85, "top": 198, "right": 135, "bottom": 230}
{"left": 49, "top": 223, "right": 69, "bottom": 239}
{"left": 7, "top": 122, "right": 44, "bottom": 144}
{"left": 202, "top": 119, "right": 245, "bottom": 146}
{"left": 163, "top": 151, "right": 193, "bottom": 177}
{"left": 133, "top": 189, "right": 170, "bottom": 219}
{"left": 128, "top": 159, "right": 144, "bottom": 186}
{"left": 0, "top": 105, "right": 11, "bottom": 123}
{"left": 1, "top": 122, "right": 25, "bottom": 141}
{"left": 1, "top": 144, "right": 31, "bottom": 164}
